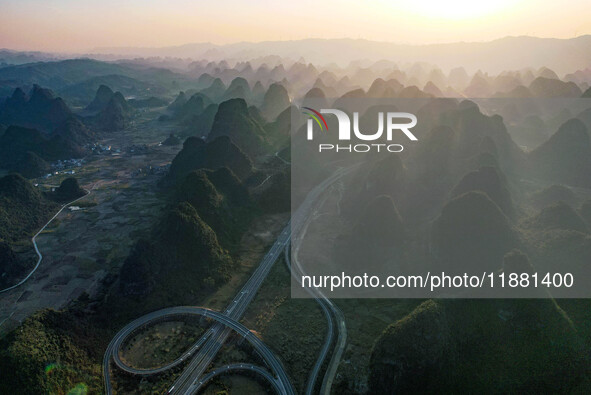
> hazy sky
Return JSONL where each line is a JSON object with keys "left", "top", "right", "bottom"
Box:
{"left": 1, "top": 0, "right": 591, "bottom": 52}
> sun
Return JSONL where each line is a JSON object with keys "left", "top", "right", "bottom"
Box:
{"left": 400, "top": 0, "right": 514, "bottom": 20}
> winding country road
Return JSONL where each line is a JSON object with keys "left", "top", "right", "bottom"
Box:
{"left": 0, "top": 189, "right": 91, "bottom": 295}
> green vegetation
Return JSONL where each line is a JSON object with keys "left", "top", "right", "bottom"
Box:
{"left": 244, "top": 258, "right": 326, "bottom": 393}
{"left": 335, "top": 194, "right": 407, "bottom": 274}
{"left": 531, "top": 184, "right": 576, "bottom": 208}
{"left": 529, "top": 76, "right": 582, "bottom": 97}
{"left": 0, "top": 85, "right": 74, "bottom": 133}
{"left": 525, "top": 201, "right": 588, "bottom": 233}
{"left": 174, "top": 168, "right": 253, "bottom": 245}
{"left": 0, "top": 173, "right": 60, "bottom": 287}
{"left": 90, "top": 91, "right": 133, "bottom": 132}
{"left": 117, "top": 202, "right": 233, "bottom": 304}
{"left": 120, "top": 321, "right": 205, "bottom": 369}
{"left": 450, "top": 166, "right": 514, "bottom": 217}
{"left": 0, "top": 240, "right": 29, "bottom": 287}
{"left": 529, "top": 118, "right": 591, "bottom": 187}
{"left": 0, "top": 125, "right": 87, "bottom": 177}
{"left": 164, "top": 136, "right": 253, "bottom": 185}
{"left": 85, "top": 84, "right": 115, "bottom": 113}
{"left": 48, "top": 177, "right": 86, "bottom": 203}
{"left": 261, "top": 83, "right": 290, "bottom": 121}
{"left": 207, "top": 98, "right": 270, "bottom": 157}
{"left": 256, "top": 169, "right": 290, "bottom": 214}
{"left": 370, "top": 296, "right": 587, "bottom": 393}
{"left": 0, "top": 173, "right": 57, "bottom": 242}
{"left": 0, "top": 309, "right": 104, "bottom": 394}
{"left": 432, "top": 191, "right": 516, "bottom": 272}
{"left": 12, "top": 151, "right": 51, "bottom": 179}
{"left": 0, "top": 86, "right": 93, "bottom": 177}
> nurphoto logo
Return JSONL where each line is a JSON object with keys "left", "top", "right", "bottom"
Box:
{"left": 303, "top": 107, "right": 418, "bottom": 153}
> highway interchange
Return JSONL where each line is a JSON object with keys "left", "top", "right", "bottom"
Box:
{"left": 103, "top": 167, "right": 355, "bottom": 394}
{"left": 103, "top": 306, "right": 294, "bottom": 394}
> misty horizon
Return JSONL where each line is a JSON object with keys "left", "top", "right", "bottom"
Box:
{"left": 2, "top": 0, "right": 591, "bottom": 52}
{"left": 2, "top": 34, "right": 590, "bottom": 55}
{"left": 3, "top": 35, "right": 591, "bottom": 75}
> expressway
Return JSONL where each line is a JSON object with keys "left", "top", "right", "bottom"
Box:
{"left": 288, "top": 168, "right": 354, "bottom": 395}
{"left": 0, "top": 189, "right": 90, "bottom": 295}
{"left": 193, "top": 363, "right": 282, "bottom": 394}
{"left": 104, "top": 225, "right": 295, "bottom": 395}
{"left": 289, "top": 190, "right": 348, "bottom": 394}
{"left": 103, "top": 307, "right": 292, "bottom": 394}
{"left": 168, "top": 225, "right": 293, "bottom": 395}
{"left": 172, "top": 166, "right": 355, "bottom": 394}
{"left": 104, "top": 166, "right": 355, "bottom": 395}
{"left": 283, "top": 240, "right": 335, "bottom": 395}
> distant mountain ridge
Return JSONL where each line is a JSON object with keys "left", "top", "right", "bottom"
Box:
{"left": 91, "top": 36, "right": 591, "bottom": 74}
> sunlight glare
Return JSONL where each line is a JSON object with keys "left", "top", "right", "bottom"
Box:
{"left": 402, "top": 0, "right": 514, "bottom": 20}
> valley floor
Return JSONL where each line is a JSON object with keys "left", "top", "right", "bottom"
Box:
{"left": 0, "top": 112, "right": 181, "bottom": 335}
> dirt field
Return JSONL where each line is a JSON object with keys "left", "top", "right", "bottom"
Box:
{"left": 0, "top": 112, "right": 181, "bottom": 334}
